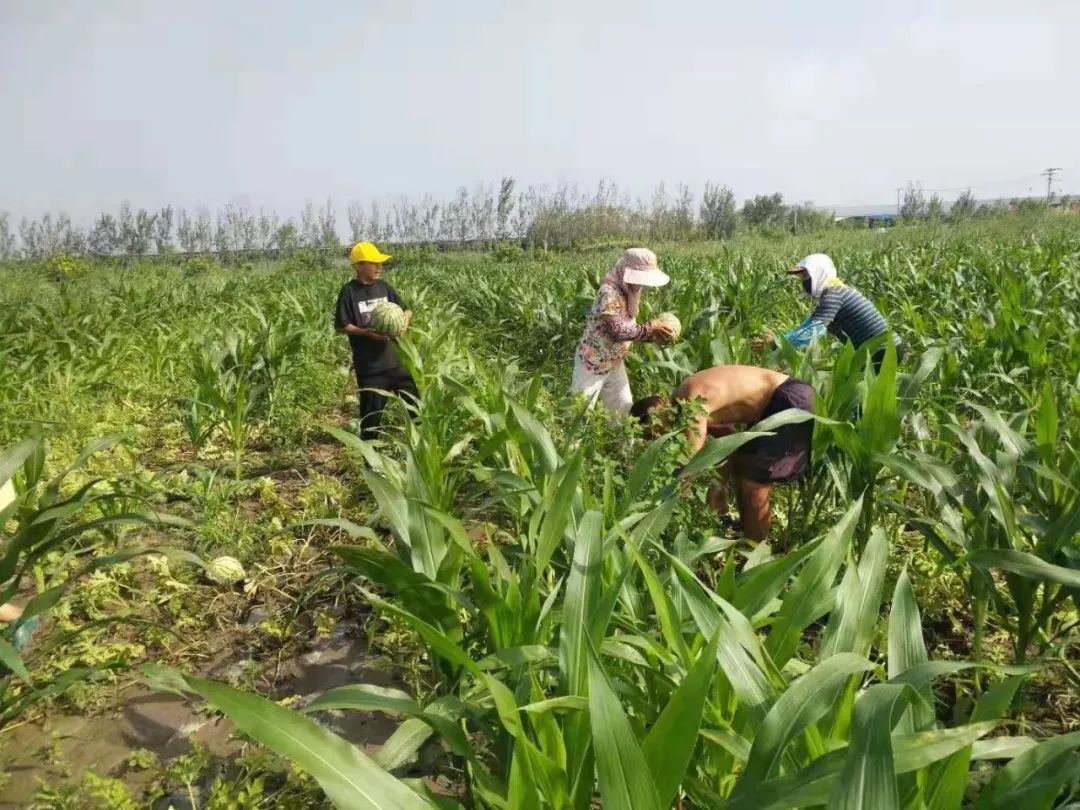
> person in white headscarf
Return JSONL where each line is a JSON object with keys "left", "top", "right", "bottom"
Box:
{"left": 571, "top": 248, "right": 675, "bottom": 413}
{"left": 761, "top": 253, "right": 903, "bottom": 369}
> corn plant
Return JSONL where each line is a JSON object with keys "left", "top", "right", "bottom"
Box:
{"left": 908, "top": 392, "right": 1080, "bottom": 667}
{"left": 8, "top": 216, "right": 1080, "bottom": 807}
{"left": 145, "top": 482, "right": 1079, "bottom": 809}
{"left": 186, "top": 313, "right": 304, "bottom": 475}
{"left": 0, "top": 436, "right": 192, "bottom": 725}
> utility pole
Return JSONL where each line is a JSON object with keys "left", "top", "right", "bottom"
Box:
{"left": 896, "top": 187, "right": 903, "bottom": 217}
{"left": 1042, "top": 168, "right": 1061, "bottom": 202}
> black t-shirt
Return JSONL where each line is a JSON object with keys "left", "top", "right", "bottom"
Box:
{"left": 334, "top": 279, "right": 407, "bottom": 375}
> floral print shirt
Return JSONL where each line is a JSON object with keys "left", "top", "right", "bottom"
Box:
{"left": 575, "top": 283, "right": 655, "bottom": 374}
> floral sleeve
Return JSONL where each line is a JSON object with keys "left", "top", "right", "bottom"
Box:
{"left": 596, "top": 286, "right": 651, "bottom": 342}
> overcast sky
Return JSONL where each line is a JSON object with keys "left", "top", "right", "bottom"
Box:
{"left": 1, "top": 0, "right": 1077, "bottom": 222}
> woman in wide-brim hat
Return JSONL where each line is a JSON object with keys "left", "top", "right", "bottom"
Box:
{"left": 571, "top": 248, "right": 674, "bottom": 413}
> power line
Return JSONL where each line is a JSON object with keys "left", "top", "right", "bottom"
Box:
{"left": 1042, "top": 168, "right": 1062, "bottom": 201}
{"left": 872, "top": 170, "right": 1073, "bottom": 214}
{"left": 927, "top": 175, "right": 1042, "bottom": 194}
{"left": 906, "top": 175, "right": 1045, "bottom": 196}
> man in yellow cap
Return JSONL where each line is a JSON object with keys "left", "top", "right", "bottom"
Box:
{"left": 334, "top": 242, "right": 417, "bottom": 440}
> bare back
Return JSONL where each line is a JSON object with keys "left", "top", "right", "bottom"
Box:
{"left": 675, "top": 365, "right": 789, "bottom": 427}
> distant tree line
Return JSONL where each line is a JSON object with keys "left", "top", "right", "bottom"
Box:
{"left": 896, "top": 183, "right": 1071, "bottom": 224}
{"left": 0, "top": 177, "right": 1067, "bottom": 261}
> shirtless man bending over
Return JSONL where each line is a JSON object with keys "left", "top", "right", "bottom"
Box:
{"left": 630, "top": 365, "right": 815, "bottom": 542}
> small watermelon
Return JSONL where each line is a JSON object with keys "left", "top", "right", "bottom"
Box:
{"left": 655, "top": 312, "right": 682, "bottom": 344}
{"left": 370, "top": 302, "right": 407, "bottom": 337}
{"left": 206, "top": 555, "right": 246, "bottom": 584}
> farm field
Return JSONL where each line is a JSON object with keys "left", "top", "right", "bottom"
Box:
{"left": 2, "top": 216, "right": 1080, "bottom": 808}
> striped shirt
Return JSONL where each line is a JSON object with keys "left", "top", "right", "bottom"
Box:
{"left": 784, "top": 285, "right": 901, "bottom": 350}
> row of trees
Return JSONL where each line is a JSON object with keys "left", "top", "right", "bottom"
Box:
{"left": 1, "top": 178, "right": 1057, "bottom": 260}
{"left": 898, "top": 184, "right": 1071, "bottom": 223}
{"left": 0, "top": 179, "right": 836, "bottom": 260}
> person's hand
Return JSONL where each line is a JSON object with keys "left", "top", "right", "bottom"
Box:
{"left": 750, "top": 332, "right": 775, "bottom": 355}
{"left": 706, "top": 422, "right": 736, "bottom": 438}
{"left": 362, "top": 328, "right": 390, "bottom": 343}
{"left": 0, "top": 602, "right": 24, "bottom": 623}
{"left": 649, "top": 319, "right": 676, "bottom": 342}
{"left": 706, "top": 484, "right": 726, "bottom": 513}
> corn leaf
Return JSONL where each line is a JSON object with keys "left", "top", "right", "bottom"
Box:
{"left": 0, "top": 636, "right": 32, "bottom": 684}
{"left": 767, "top": 497, "right": 862, "bottom": 667}
{"left": 971, "top": 737, "right": 1038, "bottom": 761}
{"left": 641, "top": 630, "right": 720, "bottom": 807}
{"left": 303, "top": 685, "right": 470, "bottom": 756}
{"left": 821, "top": 528, "right": 888, "bottom": 658}
{"left": 333, "top": 546, "right": 460, "bottom": 632}
{"left": 828, "top": 683, "right": 911, "bottom": 810}
{"left": 361, "top": 470, "right": 412, "bottom": 551}
{"left": 304, "top": 518, "right": 380, "bottom": 541}
{"left": 887, "top": 569, "right": 932, "bottom": 733}
{"left": 733, "top": 537, "right": 821, "bottom": 619}
{"left": 673, "top": 561, "right": 776, "bottom": 721}
{"left": 509, "top": 399, "right": 560, "bottom": 474}
{"left": 618, "top": 433, "right": 674, "bottom": 515}
{"left": 559, "top": 510, "right": 603, "bottom": 697}
{"left": 677, "top": 431, "right": 768, "bottom": 480}
{"left": 177, "top": 672, "right": 435, "bottom": 809}
{"left": 717, "top": 721, "right": 997, "bottom": 810}
{"left": 587, "top": 642, "right": 663, "bottom": 810}
{"left": 733, "top": 653, "right": 874, "bottom": 794}
{"left": 625, "top": 542, "right": 691, "bottom": 666}
{"left": 968, "top": 549, "right": 1080, "bottom": 588}
{"left": 559, "top": 511, "right": 603, "bottom": 810}
{"left": 0, "top": 438, "right": 37, "bottom": 489}
{"left": 535, "top": 450, "right": 584, "bottom": 572}
{"left": 364, "top": 591, "right": 477, "bottom": 674}
{"left": 974, "top": 730, "right": 1080, "bottom": 810}
{"left": 376, "top": 718, "right": 435, "bottom": 771}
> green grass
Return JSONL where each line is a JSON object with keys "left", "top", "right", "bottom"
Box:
{"left": 2, "top": 215, "right": 1080, "bottom": 807}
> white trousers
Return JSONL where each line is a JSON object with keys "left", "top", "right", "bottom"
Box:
{"left": 571, "top": 357, "right": 633, "bottom": 414}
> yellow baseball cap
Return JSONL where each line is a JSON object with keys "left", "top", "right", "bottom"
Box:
{"left": 349, "top": 241, "right": 392, "bottom": 264}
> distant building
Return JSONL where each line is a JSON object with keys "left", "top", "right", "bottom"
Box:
{"left": 835, "top": 212, "right": 897, "bottom": 227}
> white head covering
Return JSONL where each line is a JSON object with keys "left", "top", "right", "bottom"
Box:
{"left": 616, "top": 248, "right": 669, "bottom": 287}
{"left": 794, "top": 253, "right": 838, "bottom": 299}
{"left": 600, "top": 248, "right": 670, "bottom": 317}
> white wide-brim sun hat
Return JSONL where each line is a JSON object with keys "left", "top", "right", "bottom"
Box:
{"left": 620, "top": 248, "right": 670, "bottom": 287}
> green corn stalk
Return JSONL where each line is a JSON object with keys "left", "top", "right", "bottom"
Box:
{"left": 0, "top": 437, "right": 192, "bottom": 726}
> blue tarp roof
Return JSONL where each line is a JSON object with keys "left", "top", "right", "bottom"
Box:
{"left": 835, "top": 212, "right": 897, "bottom": 222}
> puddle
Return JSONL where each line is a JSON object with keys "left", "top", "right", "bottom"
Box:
{"left": 0, "top": 627, "right": 421, "bottom": 806}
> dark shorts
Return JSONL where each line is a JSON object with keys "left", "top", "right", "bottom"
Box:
{"left": 734, "top": 378, "right": 814, "bottom": 484}
{"left": 356, "top": 366, "right": 419, "bottom": 441}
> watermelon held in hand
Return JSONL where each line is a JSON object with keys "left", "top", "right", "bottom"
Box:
{"left": 370, "top": 302, "right": 407, "bottom": 337}
{"left": 655, "top": 312, "right": 682, "bottom": 344}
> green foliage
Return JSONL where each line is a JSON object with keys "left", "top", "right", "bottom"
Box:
{"left": 742, "top": 192, "right": 788, "bottom": 228}
{"left": 3, "top": 216, "right": 1080, "bottom": 807}
{"left": 491, "top": 240, "right": 525, "bottom": 262}
{"left": 0, "top": 436, "right": 193, "bottom": 725}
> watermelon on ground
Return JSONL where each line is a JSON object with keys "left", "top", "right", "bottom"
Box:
{"left": 207, "top": 556, "right": 246, "bottom": 584}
